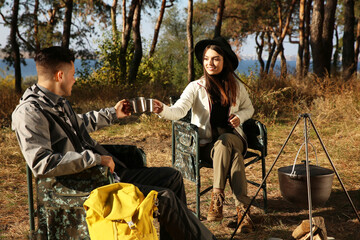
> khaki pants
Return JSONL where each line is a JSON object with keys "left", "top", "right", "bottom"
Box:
{"left": 200, "top": 133, "right": 251, "bottom": 206}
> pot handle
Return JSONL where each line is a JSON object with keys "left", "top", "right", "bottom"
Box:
{"left": 290, "top": 141, "right": 318, "bottom": 176}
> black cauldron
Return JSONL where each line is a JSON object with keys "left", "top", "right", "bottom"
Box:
{"left": 278, "top": 163, "right": 334, "bottom": 208}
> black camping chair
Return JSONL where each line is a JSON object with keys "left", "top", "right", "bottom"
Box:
{"left": 170, "top": 96, "right": 268, "bottom": 218}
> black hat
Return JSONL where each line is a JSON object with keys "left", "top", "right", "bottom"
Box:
{"left": 194, "top": 36, "right": 238, "bottom": 70}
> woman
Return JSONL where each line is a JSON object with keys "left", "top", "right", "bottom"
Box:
{"left": 153, "top": 36, "right": 254, "bottom": 233}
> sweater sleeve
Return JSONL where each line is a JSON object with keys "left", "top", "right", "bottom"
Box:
{"left": 159, "top": 82, "right": 196, "bottom": 120}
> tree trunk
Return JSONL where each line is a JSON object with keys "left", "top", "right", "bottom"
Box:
{"left": 269, "top": 40, "right": 283, "bottom": 75}
{"left": 310, "top": 0, "right": 325, "bottom": 77}
{"left": 296, "top": 0, "right": 305, "bottom": 79}
{"left": 214, "top": 0, "right": 225, "bottom": 38}
{"left": 128, "top": 0, "right": 142, "bottom": 83}
{"left": 354, "top": 19, "right": 360, "bottom": 75}
{"left": 332, "top": 25, "right": 340, "bottom": 76}
{"left": 122, "top": 0, "right": 126, "bottom": 33}
{"left": 187, "top": 0, "right": 194, "bottom": 82}
{"left": 269, "top": 0, "right": 296, "bottom": 75}
{"left": 149, "top": 0, "right": 166, "bottom": 57}
{"left": 303, "top": 0, "right": 312, "bottom": 76}
{"left": 11, "top": 0, "right": 22, "bottom": 93}
{"left": 342, "top": 0, "right": 355, "bottom": 80}
{"left": 255, "top": 31, "right": 265, "bottom": 75}
{"left": 111, "top": 0, "right": 118, "bottom": 42}
{"left": 34, "top": 0, "right": 40, "bottom": 52}
{"left": 280, "top": 48, "right": 287, "bottom": 78}
{"left": 265, "top": 33, "right": 276, "bottom": 74}
{"left": 322, "top": 0, "right": 337, "bottom": 75}
{"left": 47, "top": 4, "right": 60, "bottom": 46}
{"left": 62, "top": 0, "right": 73, "bottom": 49}
{"left": 120, "top": 0, "right": 139, "bottom": 82}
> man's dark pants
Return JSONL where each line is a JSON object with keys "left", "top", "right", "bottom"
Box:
{"left": 116, "top": 166, "right": 216, "bottom": 240}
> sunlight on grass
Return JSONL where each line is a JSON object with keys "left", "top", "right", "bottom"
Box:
{"left": 1, "top": 75, "right": 360, "bottom": 239}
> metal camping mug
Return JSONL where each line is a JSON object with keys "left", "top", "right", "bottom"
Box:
{"left": 129, "top": 97, "right": 147, "bottom": 113}
{"left": 146, "top": 98, "right": 154, "bottom": 112}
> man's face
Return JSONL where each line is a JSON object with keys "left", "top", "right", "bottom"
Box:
{"left": 58, "top": 62, "right": 75, "bottom": 96}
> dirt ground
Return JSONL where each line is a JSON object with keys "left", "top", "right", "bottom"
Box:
{"left": 1, "top": 116, "right": 360, "bottom": 239}
{"left": 108, "top": 125, "right": 360, "bottom": 240}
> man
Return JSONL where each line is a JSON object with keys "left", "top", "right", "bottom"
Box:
{"left": 12, "top": 46, "right": 216, "bottom": 240}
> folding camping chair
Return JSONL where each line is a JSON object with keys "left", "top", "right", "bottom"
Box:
{"left": 26, "top": 144, "right": 146, "bottom": 239}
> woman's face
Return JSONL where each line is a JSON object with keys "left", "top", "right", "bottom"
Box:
{"left": 203, "top": 48, "right": 224, "bottom": 75}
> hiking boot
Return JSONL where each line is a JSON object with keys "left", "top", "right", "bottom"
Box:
{"left": 207, "top": 192, "right": 225, "bottom": 221}
{"left": 236, "top": 205, "right": 254, "bottom": 233}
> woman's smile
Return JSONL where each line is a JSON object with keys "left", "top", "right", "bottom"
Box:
{"left": 203, "top": 49, "right": 224, "bottom": 75}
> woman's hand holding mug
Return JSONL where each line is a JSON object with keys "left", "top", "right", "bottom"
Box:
{"left": 152, "top": 99, "right": 164, "bottom": 113}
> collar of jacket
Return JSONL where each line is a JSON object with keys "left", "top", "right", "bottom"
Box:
{"left": 196, "top": 76, "right": 206, "bottom": 88}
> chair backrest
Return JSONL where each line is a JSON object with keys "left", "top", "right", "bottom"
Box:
{"left": 172, "top": 120, "right": 199, "bottom": 182}
{"left": 242, "top": 119, "right": 267, "bottom": 156}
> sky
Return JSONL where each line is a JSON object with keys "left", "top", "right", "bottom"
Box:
{"left": 0, "top": 1, "right": 298, "bottom": 58}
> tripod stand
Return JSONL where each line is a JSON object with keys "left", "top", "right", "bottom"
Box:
{"left": 231, "top": 113, "right": 360, "bottom": 240}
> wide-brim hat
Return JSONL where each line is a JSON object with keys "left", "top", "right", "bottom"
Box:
{"left": 195, "top": 36, "right": 239, "bottom": 70}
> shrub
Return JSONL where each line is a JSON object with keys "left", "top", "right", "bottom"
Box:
{"left": 0, "top": 74, "right": 22, "bottom": 127}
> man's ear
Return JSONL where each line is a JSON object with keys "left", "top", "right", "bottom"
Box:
{"left": 55, "top": 70, "right": 64, "bottom": 82}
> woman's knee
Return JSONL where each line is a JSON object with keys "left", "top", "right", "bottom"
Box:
{"left": 215, "top": 133, "right": 243, "bottom": 151}
{"left": 215, "top": 133, "right": 235, "bottom": 147}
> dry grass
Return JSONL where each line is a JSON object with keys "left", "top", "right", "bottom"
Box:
{"left": 1, "top": 112, "right": 360, "bottom": 239}
{"left": 1, "top": 76, "right": 360, "bottom": 239}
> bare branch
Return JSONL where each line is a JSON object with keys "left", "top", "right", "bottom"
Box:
{"left": 0, "top": 11, "right": 10, "bottom": 24}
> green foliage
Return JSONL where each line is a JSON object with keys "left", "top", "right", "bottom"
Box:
{"left": 75, "top": 30, "right": 182, "bottom": 100}
{"left": 76, "top": 31, "right": 132, "bottom": 86}
{"left": 194, "top": 0, "right": 278, "bottom": 41}
{"left": 147, "top": 5, "right": 205, "bottom": 88}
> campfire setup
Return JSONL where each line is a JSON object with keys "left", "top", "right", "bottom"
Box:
{"left": 231, "top": 113, "right": 360, "bottom": 240}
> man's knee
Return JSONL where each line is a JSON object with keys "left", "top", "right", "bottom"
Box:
{"left": 163, "top": 167, "right": 183, "bottom": 182}
{"left": 157, "top": 189, "right": 177, "bottom": 211}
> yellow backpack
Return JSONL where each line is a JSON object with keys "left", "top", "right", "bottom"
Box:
{"left": 84, "top": 182, "right": 158, "bottom": 240}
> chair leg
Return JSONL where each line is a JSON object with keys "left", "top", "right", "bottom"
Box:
{"left": 26, "top": 165, "right": 35, "bottom": 233}
{"left": 261, "top": 155, "right": 268, "bottom": 213}
{"left": 196, "top": 175, "right": 201, "bottom": 218}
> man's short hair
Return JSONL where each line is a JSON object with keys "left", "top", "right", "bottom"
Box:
{"left": 34, "top": 46, "right": 75, "bottom": 74}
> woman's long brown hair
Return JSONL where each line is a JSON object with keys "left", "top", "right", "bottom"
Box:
{"left": 203, "top": 45, "right": 237, "bottom": 106}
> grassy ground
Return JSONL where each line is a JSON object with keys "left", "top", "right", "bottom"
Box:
{"left": 1, "top": 111, "right": 359, "bottom": 239}
{"left": 1, "top": 76, "right": 360, "bottom": 239}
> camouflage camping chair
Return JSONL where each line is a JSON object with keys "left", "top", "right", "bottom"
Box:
{"left": 26, "top": 145, "right": 146, "bottom": 239}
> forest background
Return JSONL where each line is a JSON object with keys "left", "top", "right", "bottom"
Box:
{"left": 0, "top": 0, "right": 360, "bottom": 239}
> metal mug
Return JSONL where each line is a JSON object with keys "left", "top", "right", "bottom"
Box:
{"left": 146, "top": 98, "right": 154, "bottom": 112}
{"left": 129, "top": 97, "right": 147, "bottom": 113}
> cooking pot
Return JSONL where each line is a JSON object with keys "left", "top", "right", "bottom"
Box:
{"left": 278, "top": 162, "right": 334, "bottom": 208}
